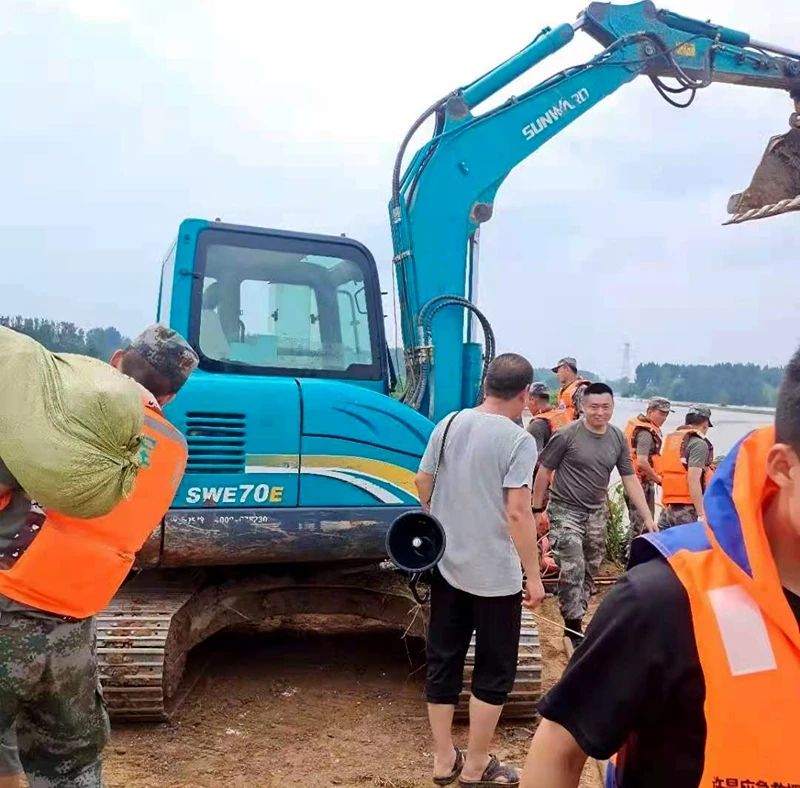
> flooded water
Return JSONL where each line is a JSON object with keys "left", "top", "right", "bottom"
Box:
{"left": 610, "top": 398, "right": 772, "bottom": 456}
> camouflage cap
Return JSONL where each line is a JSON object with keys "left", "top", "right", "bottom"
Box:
{"left": 647, "top": 396, "right": 674, "bottom": 413}
{"left": 687, "top": 404, "right": 714, "bottom": 427}
{"left": 129, "top": 324, "right": 199, "bottom": 391}
{"left": 529, "top": 381, "right": 550, "bottom": 398}
{"left": 551, "top": 356, "right": 578, "bottom": 373}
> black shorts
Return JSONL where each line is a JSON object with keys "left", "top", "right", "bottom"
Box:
{"left": 425, "top": 570, "right": 522, "bottom": 706}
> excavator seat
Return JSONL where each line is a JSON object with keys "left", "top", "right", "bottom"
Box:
{"left": 726, "top": 126, "right": 800, "bottom": 224}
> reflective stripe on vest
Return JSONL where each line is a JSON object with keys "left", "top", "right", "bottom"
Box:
{"left": 608, "top": 429, "right": 800, "bottom": 785}
{"left": 661, "top": 428, "right": 714, "bottom": 506}
{"left": 0, "top": 397, "right": 187, "bottom": 618}
{"left": 623, "top": 416, "right": 663, "bottom": 480}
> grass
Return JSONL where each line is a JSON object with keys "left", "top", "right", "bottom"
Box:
{"left": 605, "top": 482, "right": 630, "bottom": 567}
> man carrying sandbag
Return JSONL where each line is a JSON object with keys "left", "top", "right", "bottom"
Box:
{"left": 0, "top": 324, "right": 198, "bottom": 788}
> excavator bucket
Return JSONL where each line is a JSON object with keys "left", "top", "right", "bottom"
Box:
{"left": 725, "top": 127, "right": 800, "bottom": 225}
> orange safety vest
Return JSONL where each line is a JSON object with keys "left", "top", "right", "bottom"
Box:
{"left": 608, "top": 426, "right": 800, "bottom": 786}
{"left": 623, "top": 415, "right": 663, "bottom": 480}
{"left": 0, "top": 392, "right": 187, "bottom": 619}
{"left": 661, "top": 427, "right": 714, "bottom": 506}
{"left": 557, "top": 378, "right": 590, "bottom": 420}
{"left": 532, "top": 407, "right": 573, "bottom": 439}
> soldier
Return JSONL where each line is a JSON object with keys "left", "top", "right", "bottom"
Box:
{"left": 526, "top": 383, "right": 571, "bottom": 453}
{"left": 551, "top": 357, "right": 591, "bottom": 420}
{"left": 623, "top": 396, "right": 672, "bottom": 542}
{"left": 0, "top": 325, "right": 197, "bottom": 788}
{"left": 531, "top": 383, "right": 655, "bottom": 646}
{"left": 522, "top": 358, "right": 800, "bottom": 787}
{"left": 658, "top": 405, "right": 715, "bottom": 529}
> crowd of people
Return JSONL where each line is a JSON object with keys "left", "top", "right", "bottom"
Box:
{"left": 417, "top": 351, "right": 799, "bottom": 787}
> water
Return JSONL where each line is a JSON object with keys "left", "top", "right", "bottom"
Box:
{"left": 610, "top": 398, "right": 773, "bottom": 456}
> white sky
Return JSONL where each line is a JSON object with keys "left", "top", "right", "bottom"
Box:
{"left": 1, "top": 0, "right": 798, "bottom": 376}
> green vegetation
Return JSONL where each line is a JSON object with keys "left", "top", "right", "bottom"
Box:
{"left": 618, "top": 362, "right": 784, "bottom": 407}
{"left": 605, "top": 482, "right": 629, "bottom": 566}
{"left": 0, "top": 316, "right": 130, "bottom": 361}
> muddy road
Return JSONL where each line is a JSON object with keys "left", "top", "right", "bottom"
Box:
{"left": 105, "top": 596, "right": 603, "bottom": 788}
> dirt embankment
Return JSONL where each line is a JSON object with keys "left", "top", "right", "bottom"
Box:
{"left": 105, "top": 595, "right": 604, "bottom": 788}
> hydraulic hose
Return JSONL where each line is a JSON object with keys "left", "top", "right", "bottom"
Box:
{"left": 402, "top": 295, "right": 496, "bottom": 414}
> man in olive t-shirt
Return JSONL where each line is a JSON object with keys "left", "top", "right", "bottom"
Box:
{"left": 531, "top": 383, "right": 655, "bottom": 643}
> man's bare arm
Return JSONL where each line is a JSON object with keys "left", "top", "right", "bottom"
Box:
{"left": 687, "top": 466, "right": 705, "bottom": 519}
{"left": 532, "top": 467, "right": 553, "bottom": 509}
{"left": 621, "top": 474, "right": 656, "bottom": 532}
{"left": 521, "top": 719, "right": 587, "bottom": 788}
{"left": 415, "top": 470, "right": 434, "bottom": 512}
{"left": 506, "top": 487, "right": 545, "bottom": 609}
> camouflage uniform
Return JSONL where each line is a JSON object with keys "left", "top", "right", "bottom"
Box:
{"left": 658, "top": 503, "right": 699, "bottom": 530}
{"left": 129, "top": 323, "right": 199, "bottom": 391}
{"left": 0, "top": 324, "right": 196, "bottom": 786}
{"left": 547, "top": 498, "right": 607, "bottom": 621}
{"left": 0, "top": 599, "right": 109, "bottom": 787}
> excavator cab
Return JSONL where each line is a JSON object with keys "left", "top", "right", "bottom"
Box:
{"left": 726, "top": 108, "right": 800, "bottom": 224}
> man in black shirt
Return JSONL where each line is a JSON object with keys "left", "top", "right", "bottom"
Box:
{"left": 521, "top": 348, "right": 800, "bottom": 787}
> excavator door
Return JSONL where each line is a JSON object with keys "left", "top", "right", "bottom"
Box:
{"left": 726, "top": 122, "right": 800, "bottom": 225}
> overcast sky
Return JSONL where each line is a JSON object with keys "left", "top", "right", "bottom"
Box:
{"left": 1, "top": 0, "right": 798, "bottom": 377}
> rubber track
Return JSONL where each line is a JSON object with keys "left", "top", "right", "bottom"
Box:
{"left": 455, "top": 608, "right": 542, "bottom": 721}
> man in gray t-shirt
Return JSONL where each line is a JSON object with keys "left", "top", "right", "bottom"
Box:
{"left": 415, "top": 353, "right": 543, "bottom": 787}
{"left": 531, "top": 383, "right": 655, "bottom": 644}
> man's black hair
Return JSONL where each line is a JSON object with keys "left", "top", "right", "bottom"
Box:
{"left": 532, "top": 391, "right": 550, "bottom": 403}
{"left": 484, "top": 353, "right": 534, "bottom": 400}
{"left": 584, "top": 382, "right": 614, "bottom": 398}
{"left": 685, "top": 413, "right": 709, "bottom": 427}
{"left": 776, "top": 347, "right": 800, "bottom": 449}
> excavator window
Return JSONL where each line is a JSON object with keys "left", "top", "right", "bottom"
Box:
{"left": 190, "top": 227, "right": 383, "bottom": 381}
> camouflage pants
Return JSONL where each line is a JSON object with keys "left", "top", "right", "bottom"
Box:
{"left": 658, "top": 503, "right": 698, "bottom": 530}
{"left": 547, "top": 499, "right": 607, "bottom": 621}
{"left": 0, "top": 602, "right": 109, "bottom": 787}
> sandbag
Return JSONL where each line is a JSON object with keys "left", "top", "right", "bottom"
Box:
{"left": 0, "top": 325, "right": 144, "bottom": 518}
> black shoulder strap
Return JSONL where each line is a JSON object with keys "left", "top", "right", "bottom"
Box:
{"left": 431, "top": 410, "right": 461, "bottom": 499}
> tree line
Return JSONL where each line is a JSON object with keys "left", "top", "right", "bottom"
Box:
{"left": 3, "top": 327, "right": 781, "bottom": 407}
{"left": 618, "top": 362, "right": 784, "bottom": 407}
{"left": 0, "top": 316, "right": 130, "bottom": 362}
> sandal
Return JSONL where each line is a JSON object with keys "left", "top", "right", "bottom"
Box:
{"left": 458, "top": 754, "right": 520, "bottom": 787}
{"left": 434, "top": 747, "right": 465, "bottom": 786}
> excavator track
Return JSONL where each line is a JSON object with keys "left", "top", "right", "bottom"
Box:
{"left": 96, "top": 569, "right": 542, "bottom": 723}
{"left": 96, "top": 572, "right": 203, "bottom": 721}
{"left": 455, "top": 609, "right": 542, "bottom": 722}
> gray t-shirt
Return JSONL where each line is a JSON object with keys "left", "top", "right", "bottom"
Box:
{"left": 540, "top": 420, "right": 634, "bottom": 511}
{"left": 419, "top": 409, "right": 538, "bottom": 597}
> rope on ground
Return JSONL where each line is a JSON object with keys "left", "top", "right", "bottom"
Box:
{"left": 529, "top": 611, "right": 584, "bottom": 639}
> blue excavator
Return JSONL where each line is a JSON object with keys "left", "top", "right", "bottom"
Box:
{"left": 97, "top": 2, "right": 800, "bottom": 721}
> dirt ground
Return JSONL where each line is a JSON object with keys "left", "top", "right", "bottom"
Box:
{"left": 105, "top": 594, "right": 607, "bottom": 788}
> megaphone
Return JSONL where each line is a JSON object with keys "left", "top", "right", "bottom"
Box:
{"left": 385, "top": 510, "right": 446, "bottom": 604}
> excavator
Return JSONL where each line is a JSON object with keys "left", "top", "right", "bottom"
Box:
{"left": 96, "top": 1, "right": 800, "bottom": 722}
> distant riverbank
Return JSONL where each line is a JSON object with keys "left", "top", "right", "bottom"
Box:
{"left": 624, "top": 397, "right": 775, "bottom": 417}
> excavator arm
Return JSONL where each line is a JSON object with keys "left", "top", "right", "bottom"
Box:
{"left": 390, "top": 0, "right": 800, "bottom": 422}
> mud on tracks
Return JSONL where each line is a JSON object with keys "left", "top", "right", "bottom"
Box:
{"left": 105, "top": 596, "right": 604, "bottom": 788}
